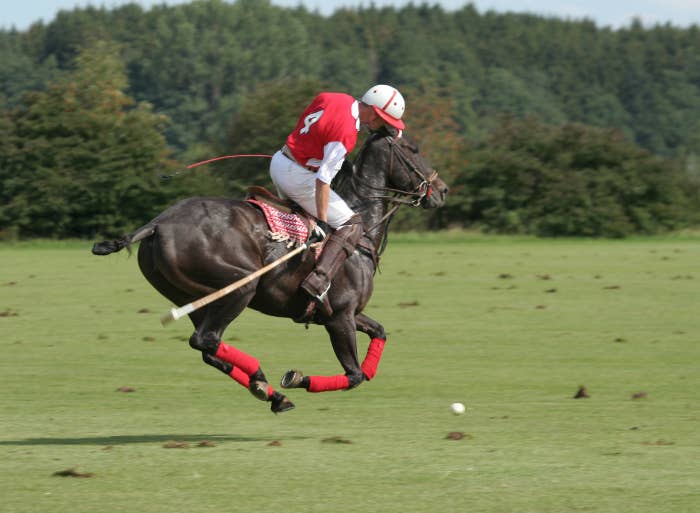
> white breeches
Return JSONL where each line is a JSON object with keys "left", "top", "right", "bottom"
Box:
{"left": 269, "top": 150, "right": 354, "bottom": 228}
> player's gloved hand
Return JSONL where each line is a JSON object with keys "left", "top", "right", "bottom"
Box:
{"left": 309, "top": 220, "right": 331, "bottom": 243}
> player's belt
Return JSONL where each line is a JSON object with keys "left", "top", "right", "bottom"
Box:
{"left": 281, "top": 145, "right": 318, "bottom": 171}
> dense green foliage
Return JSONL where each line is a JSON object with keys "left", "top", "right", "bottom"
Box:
{"left": 0, "top": 43, "right": 181, "bottom": 238}
{"left": 1, "top": 0, "right": 699, "bottom": 237}
{"left": 449, "top": 118, "right": 697, "bottom": 236}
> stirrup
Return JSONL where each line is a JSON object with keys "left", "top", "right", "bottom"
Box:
{"left": 311, "top": 283, "right": 333, "bottom": 317}
{"left": 300, "top": 281, "right": 333, "bottom": 318}
{"left": 294, "top": 283, "right": 333, "bottom": 324}
{"left": 315, "top": 294, "right": 333, "bottom": 318}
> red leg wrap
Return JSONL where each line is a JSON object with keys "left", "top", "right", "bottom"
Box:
{"left": 215, "top": 342, "right": 259, "bottom": 376}
{"left": 229, "top": 367, "right": 249, "bottom": 388}
{"left": 361, "top": 338, "right": 386, "bottom": 381}
{"left": 308, "top": 375, "right": 350, "bottom": 393}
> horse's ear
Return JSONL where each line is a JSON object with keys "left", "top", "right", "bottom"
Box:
{"left": 392, "top": 131, "right": 418, "bottom": 152}
{"left": 375, "top": 126, "right": 399, "bottom": 139}
{"left": 386, "top": 126, "right": 401, "bottom": 139}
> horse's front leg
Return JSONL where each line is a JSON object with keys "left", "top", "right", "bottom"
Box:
{"left": 354, "top": 312, "right": 387, "bottom": 381}
{"left": 281, "top": 312, "right": 388, "bottom": 392}
{"left": 281, "top": 313, "right": 364, "bottom": 392}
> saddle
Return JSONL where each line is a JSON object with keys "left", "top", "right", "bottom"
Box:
{"left": 246, "top": 186, "right": 299, "bottom": 214}
{"left": 245, "top": 186, "right": 316, "bottom": 247}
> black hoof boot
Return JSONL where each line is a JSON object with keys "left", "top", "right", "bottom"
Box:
{"left": 270, "top": 391, "right": 295, "bottom": 414}
{"left": 281, "top": 369, "right": 304, "bottom": 389}
{"left": 249, "top": 369, "right": 270, "bottom": 401}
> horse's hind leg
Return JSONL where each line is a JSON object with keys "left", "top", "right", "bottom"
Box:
{"left": 190, "top": 290, "right": 295, "bottom": 414}
{"left": 200, "top": 352, "right": 293, "bottom": 413}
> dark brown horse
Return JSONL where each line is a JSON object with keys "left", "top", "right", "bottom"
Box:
{"left": 93, "top": 128, "right": 448, "bottom": 413}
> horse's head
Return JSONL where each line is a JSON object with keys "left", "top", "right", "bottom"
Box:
{"left": 332, "top": 128, "right": 449, "bottom": 252}
{"left": 384, "top": 134, "right": 449, "bottom": 209}
{"left": 347, "top": 128, "right": 448, "bottom": 211}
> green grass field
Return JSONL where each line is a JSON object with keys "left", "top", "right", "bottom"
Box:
{"left": 1, "top": 234, "right": 698, "bottom": 513}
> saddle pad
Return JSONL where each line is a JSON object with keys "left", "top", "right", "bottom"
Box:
{"left": 246, "top": 198, "right": 309, "bottom": 247}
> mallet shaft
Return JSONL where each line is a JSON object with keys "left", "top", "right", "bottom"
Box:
{"left": 160, "top": 243, "right": 308, "bottom": 325}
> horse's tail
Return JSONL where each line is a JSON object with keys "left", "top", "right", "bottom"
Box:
{"left": 92, "top": 222, "right": 157, "bottom": 256}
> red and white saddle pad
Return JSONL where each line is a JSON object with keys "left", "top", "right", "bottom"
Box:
{"left": 246, "top": 199, "right": 309, "bottom": 247}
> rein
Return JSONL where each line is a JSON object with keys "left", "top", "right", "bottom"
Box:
{"left": 359, "top": 135, "right": 438, "bottom": 205}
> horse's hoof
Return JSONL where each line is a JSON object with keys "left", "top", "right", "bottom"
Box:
{"left": 280, "top": 369, "right": 304, "bottom": 389}
{"left": 270, "top": 392, "right": 295, "bottom": 414}
{"left": 248, "top": 380, "right": 270, "bottom": 401}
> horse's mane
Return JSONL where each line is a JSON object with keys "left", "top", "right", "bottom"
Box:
{"left": 333, "top": 126, "right": 399, "bottom": 191}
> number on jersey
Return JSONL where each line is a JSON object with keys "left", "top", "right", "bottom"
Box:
{"left": 300, "top": 109, "right": 324, "bottom": 135}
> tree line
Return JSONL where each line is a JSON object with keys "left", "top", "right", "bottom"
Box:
{"left": 1, "top": 0, "right": 699, "bottom": 238}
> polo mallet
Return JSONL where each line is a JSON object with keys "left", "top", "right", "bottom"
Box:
{"left": 160, "top": 243, "right": 308, "bottom": 325}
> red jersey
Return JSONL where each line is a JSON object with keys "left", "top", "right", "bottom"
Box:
{"left": 286, "top": 92, "right": 360, "bottom": 173}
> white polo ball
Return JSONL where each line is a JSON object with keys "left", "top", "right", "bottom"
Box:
{"left": 450, "top": 402, "right": 466, "bottom": 415}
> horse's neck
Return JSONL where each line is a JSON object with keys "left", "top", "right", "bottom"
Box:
{"left": 359, "top": 199, "right": 388, "bottom": 251}
{"left": 336, "top": 156, "right": 389, "bottom": 251}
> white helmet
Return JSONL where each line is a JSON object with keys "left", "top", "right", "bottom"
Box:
{"left": 361, "top": 84, "right": 406, "bottom": 130}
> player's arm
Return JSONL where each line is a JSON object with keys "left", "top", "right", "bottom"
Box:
{"left": 314, "top": 141, "right": 347, "bottom": 223}
{"left": 315, "top": 180, "right": 330, "bottom": 223}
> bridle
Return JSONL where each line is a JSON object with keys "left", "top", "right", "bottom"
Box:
{"left": 355, "top": 134, "right": 438, "bottom": 205}
{"left": 380, "top": 135, "right": 438, "bottom": 207}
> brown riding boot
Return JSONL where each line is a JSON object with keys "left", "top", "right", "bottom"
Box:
{"left": 301, "top": 222, "right": 363, "bottom": 317}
